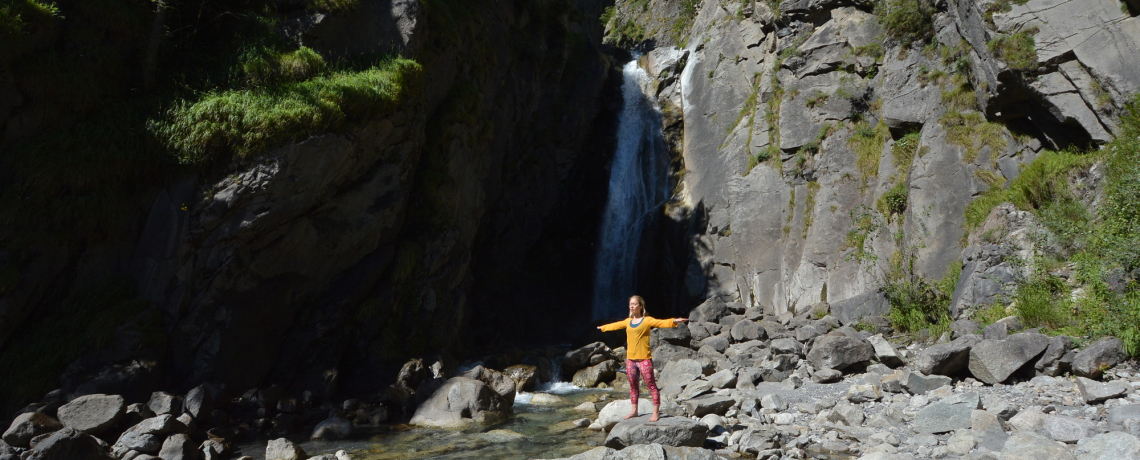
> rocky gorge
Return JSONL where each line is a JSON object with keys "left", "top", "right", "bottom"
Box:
{"left": 1, "top": 0, "right": 1140, "bottom": 458}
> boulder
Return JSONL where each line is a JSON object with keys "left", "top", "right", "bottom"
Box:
{"left": 730, "top": 320, "right": 765, "bottom": 342}
{"left": 146, "top": 392, "right": 182, "bottom": 416}
{"left": 967, "top": 333, "right": 1050, "bottom": 384}
{"left": 56, "top": 394, "right": 125, "bottom": 436}
{"left": 866, "top": 334, "right": 904, "bottom": 367}
{"left": 3, "top": 412, "right": 62, "bottom": 448}
{"left": 1072, "top": 337, "right": 1126, "bottom": 379}
{"left": 265, "top": 438, "right": 305, "bottom": 460}
{"left": 1109, "top": 404, "right": 1140, "bottom": 433}
{"left": 846, "top": 384, "right": 880, "bottom": 403}
{"left": 571, "top": 360, "right": 617, "bottom": 388}
{"left": 759, "top": 354, "right": 800, "bottom": 382}
{"left": 829, "top": 401, "right": 865, "bottom": 426}
{"left": 563, "top": 342, "right": 609, "bottom": 378}
{"left": 690, "top": 297, "right": 729, "bottom": 324}
{"left": 460, "top": 365, "right": 517, "bottom": 405}
{"left": 503, "top": 365, "right": 538, "bottom": 392}
{"left": 408, "top": 377, "right": 510, "bottom": 428}
{"left": 1076, "top": 376, "right": 1130, "bottom": 404}
{"left": 183, "top": 386, "right": 213, "bottom": 423}
{"left": 652, "top": 324, "right": 692, "bottom": 347}
{"left": 912, "top": 392, "right": 980, "bottom": 434}
{"left": 812, "top": 369, "right": 843, "bottom": 383}
{"left": 1035, "top": 335, "right": 1075, "bottom": 377}
{"left": 528, "top": 393, "right": 567, "bottom": 405}
{"left": 757, "top": 321, "right": 790, "bottom": 340}
{"left": 25, "top": 428, "right": 109, "bottom": 460}
{"left": 707, "top": 369, "right": 737, "bottom": 389}
{"left": 1074, "top": 432, "right": 1140, "bottom": 460}
{"left": 683, "top": 395, "right": 735, "bottom": 417}
{"left": 807, "top": 335, "right": 873, "bottom": 371}
{"left": 1009, "top": 408, "right": 1049, "bottom": 433}
{"left": 604, "top": 417, "right": 708, "bottom": 449}
{"left": 999, "top": 431, "right": 1076, "bottom": 460}
{"left": 113, "top": 415, "right": 184, "bottom": 455}
{"left": 899, "top": 371, "right": 952, "bottom": 395}
{"left": 950, "top": 320, "right": 980, "bottom": 339}
{"left": 914, "top": 335, "right": 980, "bottom": 376}
{"left": 158, "top": 434, "right": 198, "bottom": 460}
{"left": 829, "top": 291, "right": 891, "bottom": 326}
{"left": 972, "top": 410, "right": 1010, "bottom": 451}
{"left": 697, "top": 334, "right": 730, "bottom": 354}
{"left": 596, "top": 400, "right": 655, "bottom": 431}
{"left": 310, "top": 416, "right": 352, "bottom": 441}
{"left": 1041, "top": 415, "right": 1095, "bottom": 443}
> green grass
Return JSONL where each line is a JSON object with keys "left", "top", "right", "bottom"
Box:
{"left": 982, "top": 0, "right": 1029, "bottom": 27}
{"left": 848, "top": 120, "right": 890, "bottom": 186}
{"left": 880, "top": 0, "right": 936, "bottom": 47}
{"left": 941, "top": 111, "right": 1007, "bottom": 164}
{"left": 803, "top": 181, "right": 821, "bottom": 237}
{"left": 891, "top": 130, "right": 921, "bottom": 171}
{"left": 0, "top": 0, "right": 59, "bottom": 37}
{"left": 806, "top": 92, "right": 830, "bottom": 108}
{"left": 987, "top": 27, "right": 1038, "bottom": 72}
{"left": 240, "top": 46, "right": 328, "bottom": 86}
{"left": 885, "top": 253, "right": 958, "bottom": 337}
{"left": 963, "top": 149, "right": 1095, "bottom": 231}
{"left": 150, "top": 58, "right": 422, "bottom": 165}
{"left": 670, "top": 0, "right": 700, "bottom": 47}
{"left": 877, "top": 180, "right": 908, "bottom": 217}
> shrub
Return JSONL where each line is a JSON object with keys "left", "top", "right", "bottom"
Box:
{"left": 963, "top": 149, "right": 1094, "bottom": 231}
{"left": 150, "top": 58, "right": 422, "bottom": 165}
{"left": 877, "top": 180, "right": 908, "bottom": 216}
{"left": 941, "top": 111, "right": 1007, "bottom": 163}
{"left": 848, "top": 120, "right": 890, "bottom": 185}
{"left": 885, "top": 254, "right": 957, "bottom": 336}
{"left": 880, "top": 0, "right": 936, "bottom": 47}
{"left": 987, "top": 27, "right": 1039, "bottom": 72}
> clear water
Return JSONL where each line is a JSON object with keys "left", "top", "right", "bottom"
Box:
{"left": 236, "top": 386, "right": 618, "bottom": 460}
{"left": 590, "top": 58, "right": 670, "bottom": 321}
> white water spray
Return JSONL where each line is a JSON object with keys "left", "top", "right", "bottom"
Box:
{"left": 591, "top": 59, "right": 669, "bottom": 321}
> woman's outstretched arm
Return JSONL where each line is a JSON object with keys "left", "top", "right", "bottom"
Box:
{"left": 597, "top": 320, "right": 628, "bottom": 331}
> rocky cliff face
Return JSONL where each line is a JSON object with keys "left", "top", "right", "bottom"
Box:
{"left": 612, "top": 0, "right": 1139, "bottom": 321}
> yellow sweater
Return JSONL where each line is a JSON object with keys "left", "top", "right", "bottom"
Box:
{"left": 599, "top": 316, "right": 677, "bottom": 360}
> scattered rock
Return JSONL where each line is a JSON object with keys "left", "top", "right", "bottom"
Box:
{"left": 3, "top": 412, "right": 62, "bottom": 448}
{"left": 866, "top": 334, "right": 904, "bottom": 368}
{"left": 912, "top": 392, "right": 980, "bottom": 434}
{"left": 967, "top": 333, "right": 1050, "bottom": 384}
{"left": 158, "top": 434, "right": 197, "bottom": 460}
{"left": 1074, "top": 431, "right": 1140, "bottom": 460}
{"left": 1042, "top": 415, "right": 1095, "bottom": 443}
{"left": 56, "top": 394, "right": 125, "bottom": 436}
{"left": 806, "top": 335, "right": 874, "bottom": 371}
{"left": 265, "top": 438, "right": 306, "bottom": 460}
{"left": 1072, "top": 337, "right": 1126, "bottom": 380}
{"left": 1076, "top": 376, "right": 1130, "bottom": 404}
{"left": 25, "top": 428, "right": 109, "bottom": 460}
{"left": 899, "top": 371, "right": 951, "bottom": 395}
{"left": 999, "top": 431, "right": 1076, "bottom": 460}
{"left": 914, "top": 336, "right": 979, "bottom": 376}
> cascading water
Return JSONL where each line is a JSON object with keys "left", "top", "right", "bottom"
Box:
{"left": 591, "top": 58, "right": 669, "bottom": 321}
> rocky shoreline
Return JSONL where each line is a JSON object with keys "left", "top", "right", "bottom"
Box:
{"left": 3, "top": 296, "right": 1138, "bottom": 460}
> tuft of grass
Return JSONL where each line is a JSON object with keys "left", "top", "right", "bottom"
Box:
{"left": 0, "top": 0, "right": 60, "bottom": 37}
{"left": 150, "top": 58, "right": 422, "bottom": 165}
{"left": 806, "top": 91, "right": 830, "bottom": 108}
{"left": 880, "top": 0, "right": 936, "bottom": 47}
{"left": 670, "top": 0, "right": 700, "bottom": 47}
{"left": 877, "top": 180, "right": 909, "bottom": 217}
{"left": 963, "top": 149, "right": 1095, "bottom": 231}
{"left": 941, "top": 111, "right": 1007, "bottom": 164}
{"left": 987, "top": 27, "right": 1039, "bottom": 72}
{"left": 241, "top": 46, "right": 328, "bottom": 87}
{"left": 975, "top": 168, "right": 1005, "bottom": 188}
{"left": 885, "top": 253, "right": 957, "bottom": 336}
{"left": 307, "top": 0, "right": 358, "bottom": 12}
{"left": 848, "top": 120, "right": 891, "bottom": 186}
{"left": 803, "top": 181, "right": 821, "bottom": 237}
{"left": 845, "top": 205, "right": 882, "bottom": 264}
{"left": 941, "top": 76, "right": 978, "bottom": 112}
{"left": 891, "top": 130, "right": 921, "bottom": 172}
{"left": 982, "top": 0, "right": 1029, "bottom": 26}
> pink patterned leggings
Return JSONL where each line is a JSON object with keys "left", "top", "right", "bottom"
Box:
{"left": 626, "top": 358, "right": 660, "bottom": 407}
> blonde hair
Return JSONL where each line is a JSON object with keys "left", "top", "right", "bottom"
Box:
{"left": 629, "top": 295, "right": 646, "bottom": 317}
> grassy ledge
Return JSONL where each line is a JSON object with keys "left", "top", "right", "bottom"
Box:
{"left": 150, "top": 58, "right": 423, "bottom": 166}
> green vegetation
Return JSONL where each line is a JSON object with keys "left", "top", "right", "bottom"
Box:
{"left": 963, "top": 149, "right": 1094, "bottom": 231}
{"left": 877, "top": 180, "right": 909, "bottom": 217}
{"left": 803, "top": 181, "right": 821, "bottom": 237}
{"left": 848, "top": 120, "right": 891, "bottom": 186}
{"left": 610, "top": 16, "right": 646, "bottom": 47}
{"left": 941, "top": 76, "right": 978, "bottom": 112}
{"left": 806, "top": 92, "right": 830, "bottom": 108}
{"left": 671, "top": 0, "right": 700, "bottom": 47}
{"left": 982, "top": 0, "right": 1029, "bottom": 27}
{"left": 891, "top": 130, "right": 921, "bottom": 172}
{"left": 987, "top": 27, "right": 1039, "bottom": 72}
{"left": 885, "top": 253, "right": 960, "bottom": 337}
{"left": 150, "top": 58, "right": 422, "bottom": 165}
{"left": 880, "top": 0, "right": 936, "bottom": 47}
{"left": 240, "top": 46, "right": 328, "bottom": 86}
{"left": 941, "top": 111, "right": 1008, "bottom": 163}
{"left": 846, "top": 205, "right": 882, "bottom": 263}
{"left": 0, "top": 0, "right": 59, "bottom": 37}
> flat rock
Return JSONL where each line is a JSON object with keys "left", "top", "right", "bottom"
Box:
{"left": 807, "top": 335, "right": 874, "bottom": 371}
{"left": 1109, "top": 404, "right": 1140, "bottom": 432}
{"left": 999, "top": 431, "right": 1076, "bottom": 460}
{"left": 900, "top": 371, "right": 951, "bottom": 395}
{"left": 604, "top": 417, "right": 708, "bottom": 449}
{"left": 1074, "top": 431, "right": 1140, "bottom": 460}
{"left": 684, "top": 395, "right": 735, "bottom": 417}
{"left": 3, "top": 412, "right": 62, "bottom": 448}
{"left": 1042, "top": 415, "right": 1095, "bottom": 443}
{"left": 1072, "top": 337, "right": 1126, "bottom": 380}
{"left": 912, "top": 392, "right": 980, "bottom": 434}
{"left": 867, "top": 334, "right": 904, "bottom": 367}
{"left": 596, "top": 400, "right": 655, "bottom": 431}
{"left": 915, "top": 335, "right": 980, "bottom": 376}
{"left": 967, "top": 333, "right": 1050, "bottom": 384}
{"left": 1076, "top": 376, "right": 1130, "bottom": 404}
{"left": 56, "top": 394, "right": 125, "bottom": 436}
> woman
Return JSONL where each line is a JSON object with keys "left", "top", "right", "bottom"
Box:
{"left": 597, "top": 295, "right": 689, "bottom": 422}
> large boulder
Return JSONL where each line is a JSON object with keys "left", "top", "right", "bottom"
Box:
{"left": 603, "top": 417, "right": 708, "bottom": 449}
{"left": 866, "top": 334, "right": 903, "bottom": 367}
{"left": 912, "top": 392, "right": 980, "bottom": 434}
{"left": 24, "top": 428, "right": 109, "bottom": 460}
{"left": 562, "top": 342, "right": 610, "bottom": 379}
{"left": 967, "top": 333, "right": 1050, "bottom": 384}
{"left": 829, "top": 291, "right": 891, "bottom": 326}
{"left": 1042, "top": 415, "right": 1095, "bottom": 443}
{"left": 1075, "top": 377, "right": 1130, "bottom": 404}
{"left": 460, "top": 365, "right": 517, "bottom": 405}
{"left": 158, "top": 434, "right": 198, "bottom": 460}
{"left": 572, "top": 360, "right": 617, "bottom": 388}
{"left": 596, "top": 400, "right": 655, "bottom": 431}
{"left": 183, "top": 385, "right": 213, "bottom": 423}
{"left": 503, "top": 364, "right": 538, "bottom": 392}
{"left": 683, "top": 395, "right": 735, "bottom": 417}
{"left": 409, "top": 377, "right": 510, "bottom": 428}
{"left": 1071, "top": 337, "right": 1126, "bottom": 379}
{"left": 914, "top": 335, "right": 980, "bottom": 376}
{"left": 146, "top": 392, "right": 182, "bottom": 416}
{"left": 56, "top": 394, "right": 125, "bottom": 436}
{"left": 1035, "top": 335, "right": 1075, "bottom": 376}
{"left": 310, "top": 416, "right": 352, "bottom": 441}
{"left": 806, "top": 335, "right": 873, "bottom": 371}
{"left": 690, "top": 297, "right": 730, "bottom": 324}
{"left": 265, "top": 438, "right": 306, "bottom": 460}
{"left": 652, "top": 323, "right": 693, "bottom": 347}
{"left": 112, "top": 415, "right": 185, "bottom": 456}
{"left": 3, "top": 412, "right": 62, "bottom": 448}
{"left": 730, "top": 320, "right": 765, "bottom": 342}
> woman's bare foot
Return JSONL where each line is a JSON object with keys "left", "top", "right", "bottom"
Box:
{"left": 624, "top": 411, "right": 638, "bottom": 420}
{"left": 649, "top": 411, "right": 661, "bottom": 422}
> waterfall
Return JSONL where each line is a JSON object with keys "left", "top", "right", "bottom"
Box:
{"left": 591, "top": 58, "right": 669, "bottom": 321}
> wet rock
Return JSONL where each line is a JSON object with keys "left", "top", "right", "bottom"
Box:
{"left": 571, "top": 361, "right": 617, "bottom": 389}
{"left": 913, "top": 392, "right": 980, "bottom": 434}
{"left": 310, "top": 416, "right": 352, "bottom": 441}
{"left": 1042, "top": 415, "right": 1095, "bottom": 443}
{"left": 265, "top": 438, "right": 305, "bottom": 460}
{"left": 999, "top": 431, "right": 1076, "bottom": 460}
{"left": 3, "top": 412, "right": 62, "bottom": 448}
{"left": 25, "top": 428, "right": 109, "bottom": 460}
{"left": 914, "top": 335, "right": 980, "bottom": 376}
{"left": 900, "top": 371, "right": 951, "bottom": 395}
{"left": 408, "top": 377, "right": 510, "bottom": 428}
{"left": 967, "top": 333, "right": 1050, "bottom": 384}
{"left": 146, "top": 392, "right": 182, "bottom": 416}
{"left": 604, "top": 417, "right": 707, "bottom": 449}
{"left": 56, "top": 394, "right": 125, "bottom": 436}
{"left": 1036, "top": 335, "right": 1075, "bottom": 377}
{"left": 1072, "top": 337, "right": 1126, "bottom": 380}
{"left": 572, "top": 402, "right": 597, "bottom": 413}
{"left": 158, "top": 434, "right": 197, "bottom": 460}
{"left": 867, "top": 334, "right": 904, "bottom": 368}
{"left": 1076, "top": 377, "right": 1130, "bottom": 404}
{"left": 807, "top": 335, "right": 873, "bottom": 371}
{"left": 529, "top": 393, "right": 568, "bottom": 405}
{"left": 1074, "top": 431, "right": 1140, "bottom": 460}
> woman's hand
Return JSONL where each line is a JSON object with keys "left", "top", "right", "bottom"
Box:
{"left": 597, "top": 326, "right": 603, "bottom": 330}
{"left": 673, "top": 318, "right": 689, "bottom": 324}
